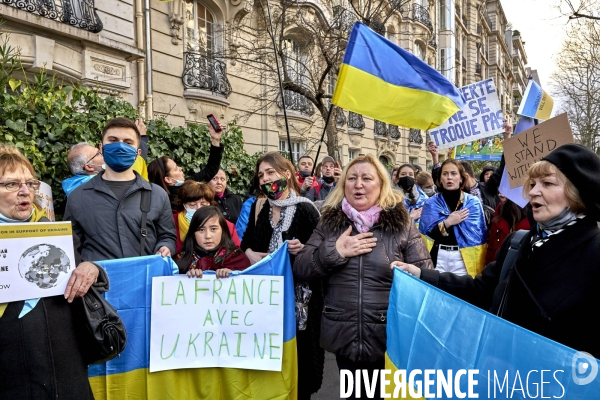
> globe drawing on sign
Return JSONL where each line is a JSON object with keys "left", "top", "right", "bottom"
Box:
{"left": 18, "top": 244, "right": 71, "bottom": 289}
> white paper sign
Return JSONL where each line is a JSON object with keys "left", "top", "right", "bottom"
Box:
{"left": 36, "top": 181, "right": 55, "bottom": 221}
{"left": 150, "top": 275, "right": 284, "bottom": 373}
{"left": 428, "top": 78, "right": 505, "bottom": 150}
{"left": 0, "top": 222, "right": 75, "bottom": 302}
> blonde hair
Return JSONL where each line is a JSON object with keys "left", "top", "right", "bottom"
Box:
{"left": 322, "top": 154, "right": 404, "bottom": 211}
{"left": 522, "top": 160, "right": 586, "bottom": 214}
{"left": 415, "top": 170, "right": 433, "bottom": 187}
{"left": 0, "top": 143, "right": 37, "bottom": 179}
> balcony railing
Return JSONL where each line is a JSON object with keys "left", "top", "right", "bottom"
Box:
{"left": 335, "top": 108, "right": 347, "bottom": 127}
{"left": 412, "top": 4, "right": 433, "bottom": 31}
{"left": 182, "top": 52, "right": 232, "bottom": 97}
{"left": 374, "top": 120, "right": 388, "bottom": 136}
{"left": 276, "top": 90, "right": 315, "bottom": 116}
{"left": 428, "top": 38, "right": 437, "bottom": 50}
{"left": 5, "top": 0, "right": 103, "bottom": 32}
{"left": 348, "top": 112, "right": 365, "bottom": 131}
{"left": 409, "top": 128, "right": 423, "bottom": 144}
{"left": 475, "top": 63, "right": 482, "bottom": 75}
{"left": 389, "top": 125, "right": 401, "bottom": 139}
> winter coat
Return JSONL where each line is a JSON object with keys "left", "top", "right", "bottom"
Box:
{"left": 0, "top": 229, "right": 109, "bottom": 399}
{"left": 485, "top": 203, "right": 530, "bottom": 265}
{"left": 175, "top": 247, "right": 251, "bottom": 273}
{"left": 294, "top": 203, "right": 434, "bottom": 364}
{"left": 296, "top": 172, "right": 319, "bottom": 196}
{"left": 214, "top": 188, "right": 242, "bottom": 224}
{"left": 421, "top": 216, "right": 600, "bottom": 357}
{"left": 305, "top": 182, "right": 336, "bottom": 201}
{"left": 64, "top": 171, "right": 176, "bottom": 261}
{"left": 240, "top": 199, "right": 324, "bottom": 397}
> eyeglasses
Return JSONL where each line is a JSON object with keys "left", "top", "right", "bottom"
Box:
{"left": 0, "top": 180, "right": 41, "bottom": 192}
{"left": 85, "top": 150, "right": 102, "bottom": 165}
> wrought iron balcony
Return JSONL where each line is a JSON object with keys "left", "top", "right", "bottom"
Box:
{"left": 475, "top": 63, "right": 482, "bottom": 74}
{"left": 348, "top": 112, "right": 365, "bottom": 131}
{"left": 409, "top": 128, "right": 423, "bottom": 144}
{"left": 388, "top": 125, "right": 401, "bottom": 139}
{"left": 428, "top": 38, "right": 437, "bottom": 50}
{"left": 4, "top": 0, "right": 103, "bottom": 32}
{"left": 374, "top": 120, "right": 388, "bottom": 136}
{"left": 412, "top": 4, "right": 433, "bottom": 31}
{"left": 182, "top": 52, "right": 232, "bottom": 97}
{"left": 276, "top": 90, "right": 315, "bottom": 116}
{"left": 335, "top": 108, "right": 346, "bottom": 127}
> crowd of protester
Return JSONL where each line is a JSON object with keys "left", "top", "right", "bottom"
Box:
{"left": 2, "top": 116, "right": 599, "bottom": 400}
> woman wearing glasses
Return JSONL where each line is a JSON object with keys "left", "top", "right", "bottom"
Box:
{"left": 0, "top": 143, "right": 107, "bottom": 399}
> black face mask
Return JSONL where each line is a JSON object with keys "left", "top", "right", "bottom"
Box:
{"left": 322, "top": 175, "right": 335, "bottom": 184}
{"left": 398, "top": 176, "right": 415, "bottom": 192}
{"left": 298, "top": 170, "right": 312, "bottom": 179}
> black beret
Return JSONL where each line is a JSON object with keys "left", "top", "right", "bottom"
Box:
{"left": 542, "top": 144, "right": 600, "bottom": 220}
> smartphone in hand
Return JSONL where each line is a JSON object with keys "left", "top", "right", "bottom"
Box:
{"left": 207, "top": 114, "right": 223, "bottom": 133}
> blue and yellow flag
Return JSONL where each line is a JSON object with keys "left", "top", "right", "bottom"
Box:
{"left": 517, "top": 80, "right": 554, "bottom": 121}
{"left": 385, "top": 269, "right": 600, "bottom": 398}
{"left": 89, "top": 247, "right": 297, "bottom": 399}
{"left": 419, "top": 193, "right": 487, "bottom": 277}
{"left": 332, "top": 23, "right": 465, "bottom": 130}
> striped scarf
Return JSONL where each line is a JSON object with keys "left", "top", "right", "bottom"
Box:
{"left": 531, "top": 209, "right": 584, "bottom": 250}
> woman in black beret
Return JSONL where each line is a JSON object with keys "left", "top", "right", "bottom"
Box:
{"left": 393, "top": 143, "right": 600, "bottom": 358}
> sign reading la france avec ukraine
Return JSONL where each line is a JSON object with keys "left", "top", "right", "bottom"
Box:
{"left": 150, "top": 274, "right": 284, "bottom": 373}
{"left": 429, "top": 78, "right": 504, "bottom": 150}
{"left": 0, "top": 221, "right": 75, "bottom": 303}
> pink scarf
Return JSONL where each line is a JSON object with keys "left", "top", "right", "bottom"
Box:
{"left": 341, "top": 198, "right": 382, "bottom": 233}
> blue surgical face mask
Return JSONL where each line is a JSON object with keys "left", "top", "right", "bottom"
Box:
{"left": 102, "top": 142, "right": 138, "bottom": 173}
{"left": 184, "top": 207, "right": 196, "bottom": 222}
{"left": 173, "top": 180, "right": 184, "bottom": 187}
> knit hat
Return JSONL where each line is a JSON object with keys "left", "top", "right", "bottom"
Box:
{"left": 542, "top": 143, "right": 600, "bottom": 220}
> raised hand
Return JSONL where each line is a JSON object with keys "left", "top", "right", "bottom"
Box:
{"left": 335, "top": 226, "right": 377, "bottom": 258}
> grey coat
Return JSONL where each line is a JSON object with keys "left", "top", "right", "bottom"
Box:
{"left": 64, "top": 171, "right": 176, "bottom": 261}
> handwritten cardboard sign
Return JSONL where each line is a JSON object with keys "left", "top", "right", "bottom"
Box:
{"left": 428, "top": 79, "right": 505, "bottom": 150}
{"left": 149, "top": 275, "right": 284, "bottom": 373}
{"left": 503, "top": 113, "right": 574, "bottom": 188}
{"left": 0, "top": 222, "right": 75, "bottom": 302}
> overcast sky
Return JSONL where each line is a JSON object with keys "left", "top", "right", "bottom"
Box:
{"left": 501, "top": 0, "right": 571, "bottom": 91}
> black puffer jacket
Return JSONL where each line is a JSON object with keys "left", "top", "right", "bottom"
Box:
{"left": 214, "top": 188, "right": 242, "bottom": 224}
{"left": 294, "top": 203, "right": 433, "bottom": 363}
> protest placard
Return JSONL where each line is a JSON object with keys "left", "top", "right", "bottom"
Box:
{"left": 428, "top": 78, "right": 504, "bottom": 150}
{"left": 503, "top": 113, "right": 574, "bottom": 188}
{"left": 0, "top": 222, "right": 75, "bottom": 302}
{"left": 150, "top": 274, "right": 284, "bottom": 373}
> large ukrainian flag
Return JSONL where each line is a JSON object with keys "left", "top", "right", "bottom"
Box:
{"left": 332, "top": 23, "right": 465, "bottom": 130}
{"left": 89, "top": 246, "right": 297, "bottom": 399}
{"left": 419, "top": 193, "right": 487, "bottom": 277}
{"left": 385, "top": 268, "right": 600, "bottom": 398}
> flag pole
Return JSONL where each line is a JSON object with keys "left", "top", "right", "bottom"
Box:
{"left": 261, "top": 0, "right": 294, "bottom": 165}
{"left": 311, "top": 103, "right": 334, "bottom": 176}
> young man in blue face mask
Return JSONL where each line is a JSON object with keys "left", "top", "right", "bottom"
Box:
{"left": 64, "top": 117, "right": 176, "bottom": 261}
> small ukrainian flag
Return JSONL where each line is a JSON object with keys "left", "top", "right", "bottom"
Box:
{"left": 332, "top": 22, "right": 465, "bottom": 131}
{"left": 517, "top": 79, "right": 554, "bottom": 121}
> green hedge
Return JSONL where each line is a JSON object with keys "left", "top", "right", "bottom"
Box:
{"left": 0, "top": 73, "right": 258, "bottom": 216}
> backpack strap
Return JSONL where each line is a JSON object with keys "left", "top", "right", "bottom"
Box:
{"left": 140, "top": 189, "right": 152, "bottom": 256}
{"left": 254, "top": 197, "right": 267, "bottom": 225}
{"left": 496, "top": 229, "right": 529, "bottom": 316}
